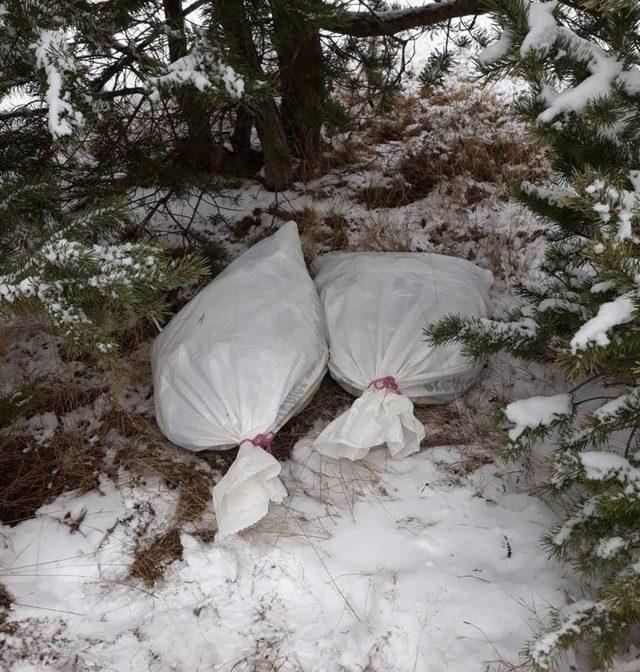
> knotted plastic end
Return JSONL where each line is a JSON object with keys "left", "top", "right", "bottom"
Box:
{"left": 312, "top": 381, "right": 425, "bottom": 461}
{"left": 212, "top": 438, "right": 287, "bottom": 539}
{"left": 248, "top": 432, "right": 275, "bottom": 454}
{"left": 370, "top": 376, "right": 400, "bottom": 394}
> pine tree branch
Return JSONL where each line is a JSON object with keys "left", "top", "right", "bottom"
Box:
{"left": 320, "top": 0, "right": 491, "bottom": 37}
{"left": 0, "top": 88, "right": 147, "bottom": 122}
{"left": 90, "top": 0, "right": 209, "bottom": 91}
{"left": 319, "top": 0, "right": 591, "bottom": 37}
{"left": 0, "top": 106, "right": 47, "bottom": 121}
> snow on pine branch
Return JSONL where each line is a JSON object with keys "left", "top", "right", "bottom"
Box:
{"left": 0, "top": 197, "right": 206, "bottom": 356}
{"left": 569, "top": 293, "right": 636, "bottom": 352}
{"left": 31, "top": 28, "right": 83, "bottom": 138}
{"left": 579, "top": 451, "right": 640, "bottom": 483}
{"left": 0, "top": 237, "right": 159, "bottom": 337}
{"left": 520, "top": 0, "right": 558, "bottom": 55}
{"left": 585, "top": 178, "right": 640, "bottom": 242}
{"left": 150, "top": 35, "right": 244, "bottom": 99}
{"left": 593, "top": 386, "right": 640, "bottom": 425}
{"left": 528, "top": 600, "right": 607, "bottom": 671}
{"left": 481, "top": 0, "right": 640, "bottom": 130}
{"left": 504, "top": 393, "right": 572, "bottom": 442}
{"left": 477, "top": 30, "right": 513, "bottom": 65}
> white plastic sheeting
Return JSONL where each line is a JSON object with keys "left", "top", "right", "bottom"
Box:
{"left": 212, "top": 441, "right": 288, "bottom": 538}
{"left": 151, "top": 222, "right": 327, "bottom": 536}
{"left": 312, "top": 252, "right": 492, "bottom": 460}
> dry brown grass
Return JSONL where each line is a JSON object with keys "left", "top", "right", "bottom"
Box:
{"left": 355, "top": 180, "right": 414, "bottom": 209}
{"left": 112, "top": 316, "right": 159, "bottom": 354}
{"left": 129, "top": 527, "right": 183, "bottom": 586}
{"left": 100, "top": 408, "right": 221, "bottom": 586}
{"left": 422, "top": 207, "right": 545, "bottom": 281}
{"left": 26, "top": 382, "right": 106, "bottom": 418}
{"left": 352, "top": 217, "right": 413, "bottom": 252}
{"left": 415, "top": 392, "right": 505, "bottom": 477}
{"left": 0, "top": 584, "right": 13, "bottom": 623}
{"left": 361, "top": 94, "right": 426, "bottom": 144}
{"left": 400, "top": 134, "right": 548, "bottom": 202}
{"left": 266, "top": 205, "right": 351, "bottom": 260}
{"left": 417, "top": 394, "right": 503, "bottom": 450}
{"left": 230, "top": 211, "right": 264, "bottom": 241}
{"left": 0, "top": 431, "right": 104, "bottom": 526}
{"left": 320, "top": 135, "right": 367, "bottom": 173}
{"left": 1, "top": 335, "right": 220, "bottom": 583}
{"left": 354, "top": 84, "right": 550, "bottom": 210}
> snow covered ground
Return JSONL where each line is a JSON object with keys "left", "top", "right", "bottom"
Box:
{"left": 1, "top": 70, "right": 585, "bottom": 671}
{"left": 1, "top": 431, "right": 572, "bottom": 672}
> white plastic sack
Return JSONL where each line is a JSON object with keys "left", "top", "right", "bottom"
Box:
{"left": 312, "top": 252, "right": 492, "bottom": 460}
{"left": 151, "top": 222, "right": 328, "bottom": 537}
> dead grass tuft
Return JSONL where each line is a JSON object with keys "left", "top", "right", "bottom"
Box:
{"left": 112, "top": 317, "right": 159, "bottom": 355}
{"left": 362, "top": 94, "right": 425, "bottom": 144}
{"left": 103, "top": 403, "right": 219, "bottom": 522}
{"left": 400, "top": 134, "right": 548, "bottom": 201}
{"left": 26, "top": 382, "right": 106, "bottom": 418}
{"left": 355, "top": 180, "right": 414, "bottom": 209}
{"left": 351, "top": 218, "right": 413, "bottom": 252}
{"left": 0, "top": 584, "right": 13, "bottom": 620}
{"left": 356, "top": 84, "right": 550, "bottom": 209}
{"left": 176, "top": 470, "right": 214, "bottom": 524}
{"left": 0, "top": 431, "right": 104, "bottom": 526}
{"left": 320, "top": 135, "right": 367, "bottom": 173}
{"left": 129, "top": 527, "right": 183, "bottom": 586}
{"left": 267, "top": 205, "right": 351, "bottom": 259}
{"left": 121, "top": 449, "right": 217, "bottom": 586}
{"left": 418, "top": 394, "right": 503, "bottom": 450}
{"left": 418, "top": 86, "right": 470, "bottom": 106}
{"left": 100, "top": 406, "right": 219, "bottom": 584}
{"left": 415, "top": 392, "right": 505, "bottom": 476}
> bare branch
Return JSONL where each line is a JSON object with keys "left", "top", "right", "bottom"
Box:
{"left": 319, "top": 0, "right": 490, "bottom": 37}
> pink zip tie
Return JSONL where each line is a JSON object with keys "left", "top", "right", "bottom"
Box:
{"left": 370, "top": 376, "right": 400, "bottom": 394}
{"left": 249, "top": 432, "right": 275, "bottom": 454}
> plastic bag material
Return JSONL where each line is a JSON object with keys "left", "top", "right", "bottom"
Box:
{"left": 311, "top": 252, "right": 492, "bottom": 461}
{"left": 212, "top": 441, "right": 288, "bottom": 538}
{"left": 151, "top": 221, "right": 328, "bottom": 535}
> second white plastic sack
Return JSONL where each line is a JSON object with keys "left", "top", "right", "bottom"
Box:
{"left": 312, "top": 251, "right": 492, "bottom": 460}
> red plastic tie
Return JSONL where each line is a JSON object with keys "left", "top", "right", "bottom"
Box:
{"left": 370, "top": 376, "right": 400, "bottom": 394}
{"left": 250, "top": 432, "right": 275, "bottom": 454}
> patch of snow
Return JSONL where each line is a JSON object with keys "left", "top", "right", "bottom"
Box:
{"left": 504, "top": 394, "right": 572, "bottom": 442}
{"left": 521, "top": 1, "right": 558, "bottom": 55}
{"left": 478, "top": 31, "right": 514, "bottom": 64}
{"left": 31, "top": 29, "right": 83, "bottom": 137}
{"left": 579, "top": 451, "right": 635, "bottom": 480}
{"left": 0, "top": 434, "right": 572, "bottom": 671}
{"left": 594, "top": 536, "right": 626, "bottom": 559}
{"left": 570, "top": 294, "right": 636, "bottom": 352}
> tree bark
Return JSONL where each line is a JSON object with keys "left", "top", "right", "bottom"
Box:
{"left": 231, "top": 106, "right": 253, "bottom": 165}
{"left": 271, "top": 0, "right": 326, "bottom": 164}
{"left": 215, "top": 0, "right": 293, "bottom": 190}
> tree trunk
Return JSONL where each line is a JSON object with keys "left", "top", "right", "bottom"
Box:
{"left": 231, "top": 106, "right": 252, "bottom": 164}
{"left": 271, "top": 0, "right": 326, "bottom": 164}
{"left": 163, "top": 0, "right": 216, "bottom": 171}
{"left": 215, "top": 0, "right": 293, "bottom": 191}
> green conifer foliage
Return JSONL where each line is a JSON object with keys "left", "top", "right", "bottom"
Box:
{"left": 0, "top": 180, "right": 207, "bottom": 357}
{"left": 426, "top": 1, "right": 640, "bottom": 668}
